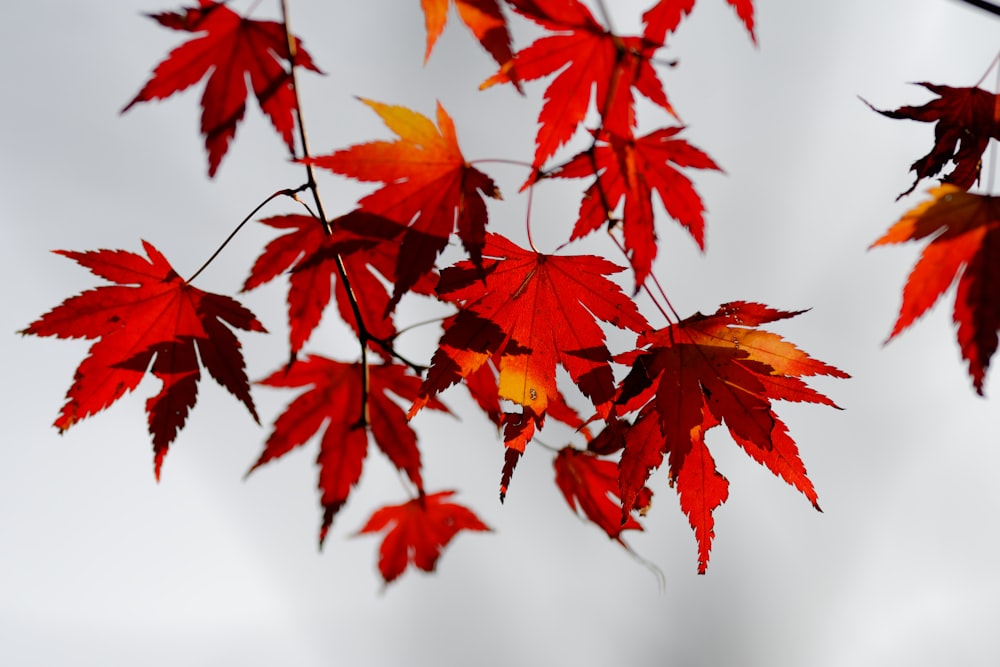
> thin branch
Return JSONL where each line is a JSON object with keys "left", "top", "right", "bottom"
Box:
{"left": 186, "top": 187, "right": 304, "bottom": 283}
{"left": 954, "top": 0, "right": 1000, "bottom": 17}
{"left": 279, "top": 0, "right": 330, "bottom": 233}
{"left": 280, "top": 0, "right": 374, "bottom": 427}
{"left": 973, "top": 49, "right": 1000, "bottom": 88}
{"left": 593, "top": 0, "right": 614, "bottom": 32}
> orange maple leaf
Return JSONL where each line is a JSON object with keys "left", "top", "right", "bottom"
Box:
{"left": 122, "top": 0, "right": 322, "bottom": 177}
{"left": 303, "top": 99, "right": 501, "bottom": 312}
{"left": 615, "top": 302, "right": 847, "bottom": 572}
{"left": 420, "top": 0, "right": 515, "bottom": 71}
{"left": 872, "top": 185, "right": 1000, "bottom": 394}
{"left": 20, "top": 242, "right": 265, "bottom": 477}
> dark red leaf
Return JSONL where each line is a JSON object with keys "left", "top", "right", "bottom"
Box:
{"left": 123, "top": 0, "right": 322, "bottom": 176}
{"left": 253, "top": 357, "right": 448, "bottom": 545}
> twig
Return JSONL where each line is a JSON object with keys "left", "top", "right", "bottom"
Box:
{"left": 186, "top": 187, "right": 305, "bottom": 283}
{"left": 954, "top": 0, "right": 1000, "bottom": 17}
{"left": 280, "top": 0, "right": 373, "bottom": 427}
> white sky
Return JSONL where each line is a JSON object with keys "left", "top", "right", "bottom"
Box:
{"left": 2, "top": 1, "right": 999, "bottom": 665}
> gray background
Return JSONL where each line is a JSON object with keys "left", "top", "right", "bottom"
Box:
{"left": 3, "top": 1, "right": 999, "bottom": 665}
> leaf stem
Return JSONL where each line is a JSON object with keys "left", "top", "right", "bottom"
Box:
{"left": 973, "top": 49, "right": 1000, "bottom": 88}
{"left": 525, "top": 184, "right": 539, "bottom": 252}
{"left": 605, "top": 230, "right": 677, "bottom": 325}
{"left": 186, "top": 187, "right": 304, "bottom": 284}
{"left": 594, "top": 0, "right": 614, "bottom": 32}
{"left": 469, "top": 158, "right": 534, "bottom": 170}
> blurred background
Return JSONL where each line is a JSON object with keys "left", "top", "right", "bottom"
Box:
{"left": 2, "top": 1, "right": 998, "bottom": 665}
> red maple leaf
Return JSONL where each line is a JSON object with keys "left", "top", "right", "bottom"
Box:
{"left": 642, "top": 0, "right": 756, "bottom": 45}
{"left": 303, "top": 99, "right": 501, "bottom": 311}
{"left": 615, "top": 302, "right": 847, "bottom": 572}
{"left": 356, "top": 490, "right": 490, "bottom": 584}
{"left": 864, "top": 83, "right": 1000, "bottom": 197}
{"left": 553, "top": 446, "right": 651, "bottom": 544}
{"left": 242, "top": 212, "right": 434, "bottom": 356}
{"left": 872, "top": 185, "right": 1000, "bottom": 394}
{"left": 420, "top": 0, "right": 515, "bottom": 71}
{"left": 20, "top": 241, "right": 265, "bottom": 478}
{"left": 551, "top": 127, "right": 721, "bottom": 287}
{"left": 252, "top": 356, "right": 448, "bottom": 545}
{"left": 409, "top": 233, "right": 649, "bottom": 497}
{"left": 122, "top": 0, "right": 322, "bottom": 177}
{"left": 480, "top": 0, "right": 675, "bottom": 171}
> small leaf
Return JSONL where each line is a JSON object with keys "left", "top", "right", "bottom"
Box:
{"left": 864, "top": 83, "right": 1000, "bottom": 197}
{"left": 356, "top": 490, "right": 490, "bottom": 584}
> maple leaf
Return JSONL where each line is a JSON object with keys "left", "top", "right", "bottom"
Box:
{"left": 864, "top": 83, "right": 1000, "bottom": 197}
{"left": 642, "top": 0, "right": 756, "bottom": 45}
{"left": 553, "top": 446, "right": 651, "bottom": 544}
{"left": 122, "top": 0, "right": 322, "bottom": 177}
{"left": 615, "top": 302, "right": 847, "bottom": 572}
{"left": 242, "top": 212, "right": 434, "bottom": 356}
{"left": 252, "top": 356, "right": 448, "bottom": 545}
{"left": 420, "top": 0, "right": 516, "bottom": 73}
{"left": 20, "top": 241, "right": 265, "bottom": 478}
{"left": 409, "top": 233, "right": 649, "bottom": 497}
{"left": 551, "top": 127, "right": 721, "bottom": 287}
{"left": 872, "top": 185, "right": 1000, "bottom": 394}
{"left": 303, "top": 99, "right": 501, "bottom": 312}
{"left": 356, "top": 490, "right": 490, "bottom": 584}
{"left": 480, "top": 0, "right": 675, "bottom": 172}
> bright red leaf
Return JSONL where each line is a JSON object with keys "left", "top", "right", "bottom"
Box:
{"left": 20, "top": 241, "right": 265, "bottom": 478}
{"left": 303, "top": 99, "right": 501, "bottom": 311}
{"left": 551, "top": 127, "right": 721, "bottom": 287}
{"left": 420, "top": 0, "right": 515, "bottom": 71}
{"left": 615, "top": 302, "right": 847, "bottom": 572}
{"left": 864, "top": 83, "right": 1000, "bottom": 197}
{"left": 872, "top": 185, "right": 1000, "bottom": 394}
{"left": 409, "top": 233, "right": 649, "bottom": 497}
{"left": 480, "top": 0, "right": 675, "bottom": 172}
{"left": 642, "top": 0, "right": 756, "bottom": 45}
{"left": 252, "top": 356, "right": 448, "bottom": 545}
{"left": 242, "top": 212, "right": 434, "bottom": 356}
{"left": 356, "top": 490, "right": 490, "bottom": 584}
{"left": 122, "top": 0, "right": 322, "bottom": 177}
{"left": 554, "top": 446, "right": 651, "bottom": 544}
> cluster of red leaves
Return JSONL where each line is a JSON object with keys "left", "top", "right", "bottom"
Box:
{"left": 24, "top": 0, "right": 856, "bottom": 582}
{"left": 868, "top": 80, "right": 1000, "bottom": 393}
